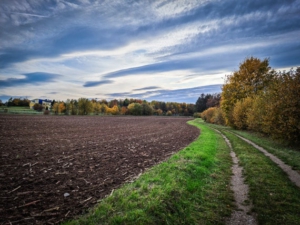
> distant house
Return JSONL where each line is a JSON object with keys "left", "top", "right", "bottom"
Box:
{"left": 30, "top": 99, "right": 52, "bottom": 110}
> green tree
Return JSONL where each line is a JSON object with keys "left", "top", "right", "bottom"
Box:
{"left": 141, "top": 103, "right": 153, "bottom": 115}
{"left": 128, "top": 103, "right": 142, "bottom": 115}
{"left": 123, "top": 98, "right": 130, "bottom": 107}
{"left": 195, "top": 93, "right": 210, "bottom": 112}
{"left": 33, "top": 103, "right": 43, "bottom": 111}
{"left": 66, "top": 99, "right": 78, "bottom": 115}
{"left": 78, "top": 98, "right": 93, "bottom": 115}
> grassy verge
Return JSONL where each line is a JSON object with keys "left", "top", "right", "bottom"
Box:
{"left": 208, "top": 124, "right": 300, "bottom": 172}
{"left": 0, "top": 106, "right": 43, "bottom": 114}
{"left": 229, "top": 129, "right": 300, "bottom": 171}
{"left": 64, "top": 119, "right": 234, "bottom": 225}
{"left": 220, "top": 130, "right": 300, "bottom": 224}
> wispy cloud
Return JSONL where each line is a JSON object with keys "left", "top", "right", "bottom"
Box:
{"left": 0, "top": 72, "right": 59, "bottom": 88}
{"left": 83, "top": 80, "right": 114, "bottom": 87}
{"left": 132, "top": 86, "right": 161, "bottom": 91}
{"left": 107, "top": 84, "right": 222, "bottom": 103}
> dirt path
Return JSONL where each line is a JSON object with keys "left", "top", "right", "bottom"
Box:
{"left": 232, "top": 132, "right": 300, "bottom": 189}
{"left": 214, "top": 129, "right": 257, "bottom": 225}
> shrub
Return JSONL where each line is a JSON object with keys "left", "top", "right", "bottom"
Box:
{"left": 201, "top": 107, "right": 216, "bottom": 123}
{"left": 33, "top": 103, "right": 43, "bottom": 111}
{"left": 166, "top": 110, "right": 172, "bottom": 116}
{"left": 193, "top": 112, "right": 201, "bottom": 118}
{"left": 212, "top": 107, "right": 226, "bottom": 125}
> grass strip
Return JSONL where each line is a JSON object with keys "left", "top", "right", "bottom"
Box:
{"left": 229, "top": 129, "right": 300, "bottom": 171}
{"left": 221, "top": 130, "right": 300, "bottom": 225}
{"left": 208, "top": 124, "right": 300, "bottom": 172}
{"left": 64, "top": 119, "right": 234, "bottom": 225}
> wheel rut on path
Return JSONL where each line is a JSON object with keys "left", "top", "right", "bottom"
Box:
{"left": 231, "top": 132, "right": 300, "bottom": 189}
{"left": 214, "top": 129, "right": 257, "bottom": 225}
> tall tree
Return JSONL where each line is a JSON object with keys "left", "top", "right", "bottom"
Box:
{"left": 78, "top": 98, "right": 93, "bottom": 115}
{"left": 221, "top": 57, "right": 274, "bottom": 126}
{"left": 195, "top": 94, "right": 211, "bottom": 112}
{"left": 141, "top": 103, "right": 153, "bottom": 115}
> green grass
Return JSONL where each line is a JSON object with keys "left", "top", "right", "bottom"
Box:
{"left": 229, "top": 130, "right": 300, "bottom": 171}
{"left": 0, "top": 106, "right": 43, "bottom": 114}
{"left": 218, "top": 130, "right": 300, "bottom": 224}
{"left": 63, "top": 119, "right": 234, "bottom": 225}
{"left": 208, "top": 124, "right": 300, "bottom": 172}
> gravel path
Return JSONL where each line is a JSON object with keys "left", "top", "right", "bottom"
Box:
{"left": 214, "top": 129, "right": 257, "bottom": 225}
{"left": 232, "top": 133, "right": 300, "bottom": 189}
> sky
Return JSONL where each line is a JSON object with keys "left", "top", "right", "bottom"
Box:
{"left": 0, "top": 0, "right": 300, "bottom": 103}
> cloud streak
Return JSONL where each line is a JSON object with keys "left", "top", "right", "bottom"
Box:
{"left": 83, "top": 80, "right": 114, "bottom": 87}
{"left": 0, "top": 72, "right": 59, "bottom": 88}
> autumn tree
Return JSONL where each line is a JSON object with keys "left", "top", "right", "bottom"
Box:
{"left": 106, "top": 105, "right": 119, "bottom": 115}
{"left": 232, "top": 97, "right": 253, "bottom": 130}
{"left": 261, "top": 68, "right": 300, "bottom": 144}
{"left": 221, "top": 57, "right": 274, "bottom": 126}
{"left": 78, "top": 98, "right": 93, "bottom": 115}
{"left": 128, "top": 103, "right": 142, "bottom": 115}
{"left": 141, "top": 103, "right": 153, "bottom": 115}
{"left": 201, "top": 107, "right": 216, "bottom": 123}
{"left": 166, "top": 110, "right": 172, "bottom": 116}
{"left": 52, "top": 101, "right": 65, "bottom": 114}
{"left": 93, "top": 101, "right": 101, "bottom": 115}
{"left": 156, "top": 109, "right": 163, "bottom": 115}
{"left": 246, "top": 95, "right": 266, "bottom": 132}
{"left": 121, "top": 106, "right": 127, "bottom": 115}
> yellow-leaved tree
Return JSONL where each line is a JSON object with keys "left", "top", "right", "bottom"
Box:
{"left": 221, "top": 57, "right": 274, "bottom": 127}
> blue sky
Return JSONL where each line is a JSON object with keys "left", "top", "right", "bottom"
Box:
{"left": 0, "top": 0, "right": 300, "bottom": 103}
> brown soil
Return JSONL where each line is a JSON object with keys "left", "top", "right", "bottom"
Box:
{"left": 0, "top": 115, "right": 199, "bottom": 225}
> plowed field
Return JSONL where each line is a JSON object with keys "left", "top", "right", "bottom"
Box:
{"left": 0, "top": 115, "right": 199, "bottom": 224}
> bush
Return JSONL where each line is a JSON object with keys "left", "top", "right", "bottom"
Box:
{"left": 212, "top": 107, "right": 226, "bottom": 125}
{"left": 193, "top": 112, "right": 201, "bottom": 118}
{"left": 166, "top": 110, "right": 172, "bottom": 116}
{"left": 201, "top": 107, "right": 226, "bottom": 125}
{"left": 201, "top": 107, "right": 216, "bottom": 123}
{"left": 33, "top": 103, "right": 43, "bottom": 111}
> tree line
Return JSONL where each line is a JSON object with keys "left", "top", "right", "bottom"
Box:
{"left": 43, "top": 98, "right": 196, "bottom": 116}
{"left": 1, "top": 98, "right": 30, "bottom": 107}
{"left": 200, "top": 57, "right": 300, "bottom": 145}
